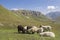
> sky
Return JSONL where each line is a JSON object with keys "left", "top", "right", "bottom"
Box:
{"left": 0, "top": 0, "right": 60, "bottom": 14}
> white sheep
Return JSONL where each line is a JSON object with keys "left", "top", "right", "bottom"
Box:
{"left": 40, "top": 25, "right": 52, "bottom": 32}
{"left": 39, "top": 32, "right": 55, "bottom": 38}
{"left": 24, "top": 26, "right": 27, "bottom": 30}
{"left": 37, "top": 27, "right": 44, "bottom": 33}
{"left": 27, "top": 26, "right": 38, "bottom": 34}
{"left": 24, "top": 26, "right": 44, "bottom": 34}
{"left": 28, "top": 26, "right": 44, "bottom": 34}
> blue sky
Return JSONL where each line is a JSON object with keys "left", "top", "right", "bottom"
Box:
{"left": 0, "top": 0, "right": 60, "bottom": 14}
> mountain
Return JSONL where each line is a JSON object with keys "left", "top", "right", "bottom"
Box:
{"left": 11, "top": 10, "right": 51, "bottom": 22}
{"left": 46, "top": 11, "right": 60, "bottom": 22}
{"left": 0, "top": 5, "right": 51, "bottom": 29}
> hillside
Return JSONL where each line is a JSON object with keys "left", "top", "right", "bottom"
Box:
{"left": 46, "top": 11, "right": 60, "bottom": 22}
{"left": 0, "top": 5, "right": 52, "bottom": 29}
{"left": 0, "top": 5, "right": 23, "bottom": 29}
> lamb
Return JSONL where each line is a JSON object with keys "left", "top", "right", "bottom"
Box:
{"left": 39, "top": 32, "right": 55, "bottom": 38}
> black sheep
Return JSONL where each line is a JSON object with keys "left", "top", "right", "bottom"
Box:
{"left": 17, "top": 25, "right": 25, "bottom": 33}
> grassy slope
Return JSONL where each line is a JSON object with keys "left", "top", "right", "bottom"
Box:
{"left": 0, "top": 5, "right": 22, "bottom": 29}
{"left": 55, "top": 16, "right": 60, "bottom": 23}
{"left": 0, "top": 5, "right": 60, "bottom": 40}
{"left": 0, "top": 5, "right": 52, "bottom": 29}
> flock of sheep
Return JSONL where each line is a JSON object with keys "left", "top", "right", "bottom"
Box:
{"left": 17, "top": 25, "right": 55, "bottom": 38}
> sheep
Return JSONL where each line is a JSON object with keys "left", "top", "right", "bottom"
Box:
{"left": 27, "top": 26, "right": 32, "bottom": 30}
{"left": 39, "top": 32, "right": 55, "bottom": 38}
{"left": 23, "top": 26, "right": 27, "bottom": 33}
{"left": 27, "top": 26, "right": 44, "bottom": 34}
{"left": 40, "top": 25, "right": 52, "bottom": 32}
{"left": 37, "top": 27, "right": 44, "bottom": 33}
{"left": 27, "top": 26, "right": 38, "bottom": 34}
{"left": 24, "top": 26, "right": 27, "bottom": 30}
{"left": 24, "top": 26, "right": 32, "bottom": 33}
{"left": 24, "top": 26, "right": 32, "bottom": 30}
{"left": 17, "top": 25, "right": 25, "bottom": 33}
{"left": 24, "top": 26, "right": 44, "bottom": 34}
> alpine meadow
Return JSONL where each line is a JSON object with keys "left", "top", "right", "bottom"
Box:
{"left": 0, "top": 5, "right": 60, "bottom": 40}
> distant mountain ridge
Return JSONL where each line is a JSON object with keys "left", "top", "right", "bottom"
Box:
{"left": 11, "top": 10, "right": 51, "bottom": 21}
{"left": 11, "top": 10, "right": 42, "bottom": 16}
{"left": 46, "top": 11, "right": 60, "bottom": 22}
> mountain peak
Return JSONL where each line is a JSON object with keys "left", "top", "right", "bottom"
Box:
{"left": 46, "top": 11, "right": 60, "bottom": 22}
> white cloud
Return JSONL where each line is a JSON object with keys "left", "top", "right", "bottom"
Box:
{"left": 47, "top": 6, "right": 56, "bottom": 10}
{"left": 10, "top": 8, "right": 27, "bottom": 10}
{"left": 10, "top": 8, "right": 19, "bottom": 10}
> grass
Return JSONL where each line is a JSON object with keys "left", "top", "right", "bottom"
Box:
{"left": 0, "top": 29, "right": 58, "bottom": 40}
{"left": 0, "top": 23, "right": 59, "bottom": 40}
{"left": 0, "top": 29, "right": 53, "bottom": 40}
